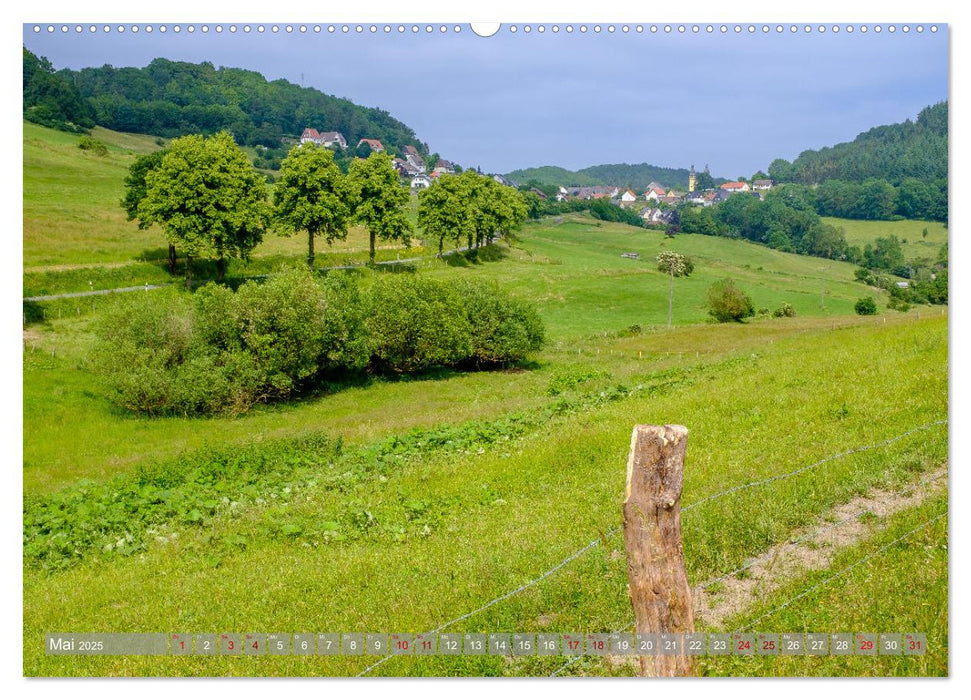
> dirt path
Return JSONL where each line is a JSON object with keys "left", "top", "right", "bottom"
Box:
{"left": 595, "top": 465, "right": 947, "bottom": 675}
{"left": 692, "top": 464, "right": 948, "bottom": 630}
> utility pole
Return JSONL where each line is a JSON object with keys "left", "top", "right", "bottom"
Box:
{"left": 820, "top": 267, "right": 826, "bottom": 309}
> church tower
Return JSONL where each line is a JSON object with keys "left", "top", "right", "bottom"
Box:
{"left": 688, "top": 164, "right": 697, "bottom": 193}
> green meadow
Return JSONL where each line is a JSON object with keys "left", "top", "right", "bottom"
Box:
{"left": 823, "top": 216, "right": 948, "bottom": 264}
{"left": 22, "top": 120, "right": 948, "bottom": 677}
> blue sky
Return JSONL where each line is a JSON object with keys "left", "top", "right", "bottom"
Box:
{"left": 22, "top": 24, "right": 948, "bottom": 177}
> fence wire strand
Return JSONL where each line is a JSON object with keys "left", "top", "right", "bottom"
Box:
{"left": 356, "top": 419, "right": 946, "bottom": 676}
{"left": 696, "top": 466, "right": 948, "bottom": 591}
{"left": 734, "top": 511, "right": 946, "bottom": 634}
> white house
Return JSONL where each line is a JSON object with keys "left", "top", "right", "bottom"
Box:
{"left": 410, "top": 174, "right": 432, "bottom": 190}
{"left": 300, "top": 128, "right": 347, "bottom": 148}
{"left": 318, "top": 131, "right": 347, "bottom": 149}
{"left": 719, "top": 181, "right": 751, "bottom": 193}
{"left": 645, "top": 186, "right": 666, "bottom": 202}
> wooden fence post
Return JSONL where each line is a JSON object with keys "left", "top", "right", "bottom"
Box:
{"left": 623, "top": 424, "right": 694, "bottom": 677}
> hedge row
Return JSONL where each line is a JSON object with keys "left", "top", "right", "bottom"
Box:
{"left": 93, "top": 270, "right": 545, "bottom": 416}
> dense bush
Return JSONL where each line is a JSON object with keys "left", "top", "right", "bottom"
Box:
{"left": 93, "top": 270, "right": 544, "bottom": 415}
{"left": 456, "top": 280, "right": 545, "bottom": 367}
{"left": 855, "top": 297, "right": 878, "bottom": 315}
{"left": 772, "top": 302, "right": 796, "bottom": 318}
{"left": 77, "top": 134, "right": 108, "bottom": 155}
{"left": 707, "top": 279, "right": 755, "bottom": 323}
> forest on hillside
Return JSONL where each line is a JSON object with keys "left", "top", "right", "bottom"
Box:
{"left": 769, "top": 102, "right": 947, "bottom": 185}
{"left": 22, "top": 47, "right": 425, "bottom": 156}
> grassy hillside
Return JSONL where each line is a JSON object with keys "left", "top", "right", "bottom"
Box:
{"left": 823, "top": 217, "right": 948, "bottom": 264}
{"left": 24, "top": 313, "right": 947, "bottom": 676}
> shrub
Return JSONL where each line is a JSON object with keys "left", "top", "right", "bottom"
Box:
{"left": 707, "top": 279, "right": 755, "bottom": 323}
{"left": 772, "top": 302, "right": 796, "bottom": 318}
{"left": 457, "top": 280, "right": 545, "bottom": 367}
{"left": 78, "top": 134, "right": 108, "bottom": 155}
{"left": 854, "top": 296, "right": 878, "bottom": 315}
{"left": 364, "top": 275, "right": 472, "bottom": 373}
{"left": 93, "top": 270, "right": 545, "bottom": 415}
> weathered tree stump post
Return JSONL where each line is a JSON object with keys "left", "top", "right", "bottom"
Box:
{"left": 623, "top": 424, "right": 694, "bottom": 677}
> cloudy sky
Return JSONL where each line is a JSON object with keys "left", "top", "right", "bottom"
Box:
{"left": 23, "top": 23, "right": 948, "bottom": 177}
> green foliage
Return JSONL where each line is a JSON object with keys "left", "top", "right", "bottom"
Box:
{"left": 418, "top": 172, "right": 528, "bottom": 254}
{"left": 777, "top": 102, "right": 948, "bottom": 186}
{"left": 93, "top": 271, "right": 545, "bottom": 414}
{"left": 864, "top": 235, "right": 907, "bottom": 275}
{"left": 855, "top": 296, "right": 878, "bottom": 315}
{"left": 273, "top": 144, "right": 353, "bottom": 266}
{"left": 506, "top": 163, "right": 725, "bottom": 191}
{"left": 23, "top": 47, "right": 95, "bottom": 131}
{"left": 62, "top": 55, "right": 424, "bottom": 153}
{"left": 772, "top": 302, "right": 796, "bottom": 318}
{"left": 348, "top": 152, "right": 412, "bottom": 263}
{"left": 138, "top": 132, "right": 271, "bottom": 283}
{"left": 707, "top": 278, "right": 755, "bottom": 322}
{"left": 77, "top": 134, "right": 108, "bottom": 156}
{"left": 363, "top": 275, "right": 472, "bottom": 373}
{"left": 121, "top": 148, "right": 167, "bottom": 227}
{"left": 456, "top": 280, "right": 545, "bottom": 367}
{"left": 678, "top": 189, "right": 852, "bottom": 263}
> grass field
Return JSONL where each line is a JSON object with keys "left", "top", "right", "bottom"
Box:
{"left": 23, "top": 313, "right": 947, "bottom": 676}
{"left": 22, "top": 120, "right": 948, "bottom": 678}
{"left": 823, "top": 216, "right": 948, "bottom": 264}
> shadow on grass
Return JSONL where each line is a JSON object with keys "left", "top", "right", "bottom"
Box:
{"left": 442, "top": 243, "right": 509, "bottom": 267}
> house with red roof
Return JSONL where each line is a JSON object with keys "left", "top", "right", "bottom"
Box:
{"left": 719, "top": 181, "right": 751, "bottom": 193}
{"left": 645, "top": 185, "right": 667, "bottom": 202}
{"left": 358, "top": 138, "right": 385, "bottom": 152}
{"left": 300, "top": 128, "right": 347, "bottom": 148}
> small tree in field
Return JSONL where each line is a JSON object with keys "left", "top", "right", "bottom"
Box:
{"left": 707, "top": 278, "right": 755, "bottom": 322}
{"left": 274, "top": 144, "right": 353, "bottom": 268}
{"left": 348, "top": 152, "right": 412, "bottom": 264}
{"left": 139, "top": 132, "right": 270, "bottom": 287}
{"left": 656, "top": 251, "right": 692, "bottom": 327}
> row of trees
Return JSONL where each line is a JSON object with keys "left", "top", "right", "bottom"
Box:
{"left": 677, "top": 187, "right": 854, "bottom": 261}
{"left": 124, "top": 133, "right": 527, "bottom": 286}
{"left": 417, "top": 170, "right": 528, "bottom": 255}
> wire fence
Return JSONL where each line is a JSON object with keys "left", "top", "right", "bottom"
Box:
{"left": 357, "top": 418, "right": 947, "bottom": 677}
{"left": 550, "top": 509, "right": 946, "bottom": 677}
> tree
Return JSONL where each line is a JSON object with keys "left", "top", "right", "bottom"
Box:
{"left": 139, "top": 132, "right": 270, "bottom": 288}
{"left": 656, "top": 251, "right": 692, "bottom": 327}
{"left": 694, "top": 170, "right": 716, "bottom": 191}
{"left": 273, "top": 143, "right": 353, "bottom": 268}
{"left": 417, "top": 173, "right": 474, "bottom": 255}
{"left": 469, "top": 178, "right": 528, "bottom": 248}
{"left": 122, "top": 148, "right": 178, "bottom": 272}
{"left": 348, "top": 152, "right": 412, "bottom": 264}
{"left": 707, "top": 279, "right": 755, "bottom": 323}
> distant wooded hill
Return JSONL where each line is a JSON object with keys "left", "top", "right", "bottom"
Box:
{"left": 506, "top": 162, "right": 726, "bottom": 191}
{"left": 22, "top": 47, "right": 426, "bottom": 155}
{"left": 769, "top": 101, "right": 948, "bottom": 185}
